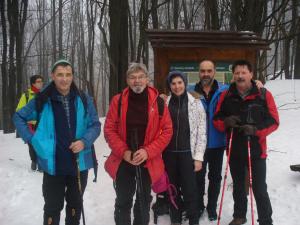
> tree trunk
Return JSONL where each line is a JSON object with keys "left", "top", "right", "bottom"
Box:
{"left": 52, "top": 0, "right": 57, "bottom": 62}
{"left": 207, "top": 0, "right": 219, "bottom": 30}
{"left": 86, "top": 0, "right": 97, "bottom": 98}
{"left": 15, "top": 0, "right": 28, "bottom": 100}
{"left": 283, "top": 38, "right": 291, "bottom": 79}
{"left": 151, "top": 0, "right": 159, "bottom": 29}
{"left": 109, "top": 0, "right": 128, "bottom": 99}
{"left": 294, "top": 14, "right": 300, "bottom": 78}
{"left": 58, "top": 0, "right": 63, "bottom": 58}
{"left": 173, "top": 0, "right": 179, "bottom": 29}
{"left": 0, "top": 0, "right": 9, "bottom": 131}
{"left": 6, "top": 0, "right": 18, "bottom": 132}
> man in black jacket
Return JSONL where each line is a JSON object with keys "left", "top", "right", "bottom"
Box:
{"left": 213, "top": 60, "right": 279, "bottom": 225}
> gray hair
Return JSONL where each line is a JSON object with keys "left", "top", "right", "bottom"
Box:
{"left": 126, "top": 62, "right": 149, "bottom": 77}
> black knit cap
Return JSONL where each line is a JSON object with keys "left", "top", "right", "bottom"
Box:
{"left": 166, "top": 70, "right": 187, "bottom": 90}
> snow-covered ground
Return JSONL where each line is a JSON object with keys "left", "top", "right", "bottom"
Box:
{"left": 0, "top": 80, "right": 299, "bottom": 225}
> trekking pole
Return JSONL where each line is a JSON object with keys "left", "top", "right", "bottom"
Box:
{"left": 69, "top": 139, "right": 86, "bottom": 225}
{"left": 62, "top": 96, "right": 87, "bottom": 225}
{"left": 69, "top": 140, "right": 86, "bottom": 225}
{"left": 246, "top": 106, "right": 255, "bottom": 225}
{"left": 217, "top": 128, "right": 234, "bottom": 225}
{"left": 130, "top": 129, "right": 147, "bottom": 225}
{"left": 75, "top": 155, "right": 86, "bottom": 225}
{"left": 247, "top": 136, "right": 255, "bottom": 225}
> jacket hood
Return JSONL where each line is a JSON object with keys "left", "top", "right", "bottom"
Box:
{"left": 166, "top": 71, "right": 187, "bottom": 90}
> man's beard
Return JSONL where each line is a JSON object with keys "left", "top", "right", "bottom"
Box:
{"left": 131, "top": 86, "right": 145, "bottom": 94}
{"left": 200, "top": 77, "right": 213, "bottom": 86}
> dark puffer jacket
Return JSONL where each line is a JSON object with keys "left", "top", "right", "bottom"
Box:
{"left": 213, "top": 82, "right": 279, "bottom": 159}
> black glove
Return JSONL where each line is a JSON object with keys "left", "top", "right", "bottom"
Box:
{"left": 239, "top": 124, "right": 257, "bottom": 136}
{"left": 224, "top": 115, "right": 241, "bottom": 129}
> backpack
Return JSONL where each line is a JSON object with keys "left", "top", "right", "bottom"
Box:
{"left": 24, "top": 90, "right": 30, "bottom": 103}
{"left": 16, "top": 90, "right": 31, "bottom": 138}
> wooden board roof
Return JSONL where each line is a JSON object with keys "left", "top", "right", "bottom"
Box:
{"left": 146, "top": 29, "right": 270, "bottom": 49}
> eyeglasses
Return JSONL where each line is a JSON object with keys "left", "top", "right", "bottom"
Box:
{"left": 127, "top": 75, "right": 147, "bottom": 81}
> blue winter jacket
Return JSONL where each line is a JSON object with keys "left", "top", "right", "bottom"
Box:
{"left": 13, "top": 92, "right": 101, "bottom": 175}
{"left": 198, "top": 82, "right": 228, "bottom": 148}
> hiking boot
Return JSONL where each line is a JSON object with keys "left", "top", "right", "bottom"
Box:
{"left": 207, "top": 208, "right": 217, "bottom": 221}
{"left": 31, "top": 161, "right": 37, "bottom": 170}
{"left": 229, "top": 218, "right": 247, "bottom": 225}
{"left": 290, "top": 164, "right": 300, "bottom": 172}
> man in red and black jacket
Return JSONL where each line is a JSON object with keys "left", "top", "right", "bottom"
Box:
{"left": 104, "top": 62, "right": 173, "bottom": 225}
{"left": 213, "top": 60, "right": 279, "bottom": 225}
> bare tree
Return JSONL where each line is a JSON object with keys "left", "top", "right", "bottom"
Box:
{"left": 204, "top": 0, "right": 220, "bottom": 29}
{"left": 88, "top": 1, "right": 97, "bottom": 95}
{"left": 52, "top": 0, "right": 57, "bottom": 62}
{"left": 293, "top": 0, "right": 300, "bottom": 79}
{"left": 0, "top": 0, "right": 9, "bottom": 131}
{"left": 108, "top": 0, "right": 129, "bottom": 99}
{"left": 58, "top": 0, "right": 63, "bottom": 58}
{"left": 1, "top": 0, "right": 28, "bottom": 132}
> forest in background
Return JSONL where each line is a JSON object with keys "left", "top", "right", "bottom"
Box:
{"left": 0, "top": 0, "right": 300, "bottom": 132}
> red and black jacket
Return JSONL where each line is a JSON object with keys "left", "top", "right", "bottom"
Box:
{"left": 104, "top": 86, "right": 173, "bottom": 184}
{"left": 213, "top": 81, "right": 279, "bottom": 159}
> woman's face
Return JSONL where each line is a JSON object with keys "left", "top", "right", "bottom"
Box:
{"left": 170, "top": 76, "right": 185, "bottom": 96}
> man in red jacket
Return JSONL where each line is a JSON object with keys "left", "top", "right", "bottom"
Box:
{"left": 104, "top": 62, "right": 173, "bottom": 225}
{"left": 213, "top": 60, "right": 279, "bottom": 225}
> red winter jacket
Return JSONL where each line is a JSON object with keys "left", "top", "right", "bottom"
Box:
{"left": 213, "top": 84, "right": 279, "bottom": 158}
{"left": 104, "top": 86, "right": 173, "bottom": 184}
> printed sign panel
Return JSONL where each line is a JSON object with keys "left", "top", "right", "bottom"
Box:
{"left": 170, "top": 61, "right": 233, "bottom": 91}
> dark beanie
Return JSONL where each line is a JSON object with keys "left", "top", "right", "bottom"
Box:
{"left": 166, "top": 70, "right": 187, "bottom": 90}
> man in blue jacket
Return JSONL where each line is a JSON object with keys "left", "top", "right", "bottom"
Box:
{"left": 13, "top": 59, "right": 101, "bottom": 225}
{"left": 194, "top": 60, "right": 228, "bottom": 221}
{"left": 194, "top": 60, "right": 263, "bottom": 222}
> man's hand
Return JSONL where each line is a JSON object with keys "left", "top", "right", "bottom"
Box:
{"left": 132, "top": 148, "right": 148, "bottom": 165}
{"left": 255, "top": 80, "right": 264, "bottom": 89}
{"left": 159, "top": 93, "right": 168, "bottom": 102}
{"left": 239, "top": 124, "right": 257, "bottom": 136}
{"left": 123, "top": 150, "right": 133, "bottom": 163}
{"left": 69, "top": 140, "right": 85, "bottom": 153}
{"left": 194, "top": 160, "right": 202, "bottom": 172}
{"left": 224, "top": 115, "right": 241, "bottom": 129}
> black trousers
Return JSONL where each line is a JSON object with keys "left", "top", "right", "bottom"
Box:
{"left": 114, "top": 160, "right": 152, "bottom": 225}
{"left": 42, "top": 171, "right": 88, "bottom": 225}
{"left": 28, "top": 143, "right": 37, "bottom": 163}
{"left": 195, "top": 147, "right": 224, "bottom": 211}
{"left": 230, "top": 157, "right": 273, "bottom": 225}
{"left": 163, "top": 151, "right": 199, "bottom": 224}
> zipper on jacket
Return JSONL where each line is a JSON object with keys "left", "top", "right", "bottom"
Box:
{"left": 175, "top": 96, "right": 181, "bottom": 151}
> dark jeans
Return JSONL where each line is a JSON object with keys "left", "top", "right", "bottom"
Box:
{"left": 114, "top": 160, "right": 152, "bottom": 225}
{"left": 230, "top": 157, "right": 273, "bottom": 225}
{"left": 28, "top": 143, "right": 37, "bottom": 163}
{"left": 42, "top": 171, "right": 88, "bottom": 225}
{"left": 195, "top": 147, "right": 224, "bottom": 212}
{"left": 163, "top": 151, "right": 199, "bottom": 224}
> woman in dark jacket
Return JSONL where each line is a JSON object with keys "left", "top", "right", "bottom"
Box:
{"left": 164, "top": 71, "right": 207, "bottom": 225}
